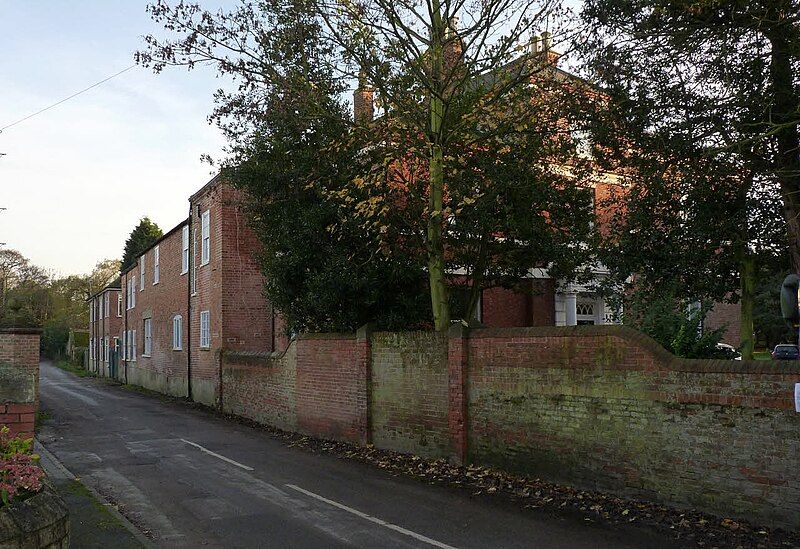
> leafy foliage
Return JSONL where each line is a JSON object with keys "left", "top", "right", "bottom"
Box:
{"left": 121, "top": 217, "right": 163, "bottom": 271}
{"left": 138, "top": 0, "right": 598, "bottom": 331}
{"left": 626, "top": 286, "right": 729, "bottom": 359}
{"left": 0, "top": 427, "right": 43, "bottom": 506}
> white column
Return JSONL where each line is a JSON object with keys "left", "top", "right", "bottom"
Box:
{"left": 565, "top": 292, "right": 577, "bottom": 326}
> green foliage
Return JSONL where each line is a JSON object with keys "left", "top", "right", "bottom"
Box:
{"left": 121, "top": 217, "right": 162, "bottom": 271}
{"left": 627, "top": 287, "right": 729, "bottom": 359}
{"left": 41, "top": 319, "right": 70, "bottom": 360}
{"left": 754, "top": 269, "right": 797, "bottom": 347}
{"left": 139, "top": 0, "right": 596, "bottom": 332}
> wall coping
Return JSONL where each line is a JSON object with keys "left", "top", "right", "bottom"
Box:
{"left": 0, "top": 328, "right": 43, "bottom": 335}
{"left": 468, "top": 325, "right": 800, "bottom": 375}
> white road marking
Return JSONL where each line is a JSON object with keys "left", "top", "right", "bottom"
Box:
{"left": 180, "top": 439, "right": 254, "bottom": 471}
{"left": 286, "top": 484, "right": 458, "bottom": 549}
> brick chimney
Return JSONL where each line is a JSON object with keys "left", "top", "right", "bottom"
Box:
{"left": 539, "top": 31, "right": 562, "bottom": 66}
{"left": 353, "top": 70, "right": 374, "bottom": 124}
{"left": 444, "top": 16, "right": 463, "bottom": 71}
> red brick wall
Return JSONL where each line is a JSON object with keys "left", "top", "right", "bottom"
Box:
{"left": 0, "top": 329, "right": 40, "bottom": 438}
{"left": 221, "top": 344, "right": 297, "bottom": 432}
{"left": 481, "top": 286, "right": 530, "bottom": 327}
{"left": 370, "top": 331, "right": 450, "bottom": 458}
{"left": 705, "top": 300, "right": 742, "bottom": 347}
{"left": 121, "top": 222, "right": 190, "bottom": 396}
{"left": 219, "top": 185, "right": 272, "bottom": 353}
{"left": 220, "top": 324, "right": 800, "bottom": 529}
{"left": 294, "top": 334, "right": 367, "bottom": 443}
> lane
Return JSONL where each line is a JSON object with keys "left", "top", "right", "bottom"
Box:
{"left": 38, "top": 361, "right": 674, "bottom": 548}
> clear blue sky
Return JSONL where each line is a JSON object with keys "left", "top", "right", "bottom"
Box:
{"left": 0, "top": 1, "right": 231, "bottom": 276}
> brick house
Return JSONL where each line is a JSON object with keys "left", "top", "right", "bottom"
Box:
{"left": 87, "top": 278, "right": 122, "bottom": 377}
{"left": 109, "top": 177, "right": 286, "bottom": 407}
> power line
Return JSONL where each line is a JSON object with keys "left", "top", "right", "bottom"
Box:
{"left": 0, "top": 65, "right": 137, "bottom": 134}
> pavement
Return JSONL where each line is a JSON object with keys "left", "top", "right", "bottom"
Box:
{"left": 37, "top": 360, "right": 677, "bottom": 548}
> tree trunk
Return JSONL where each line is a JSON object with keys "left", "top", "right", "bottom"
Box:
{"left": 428, "top": 1, "right": 450, "bottom": 331}
{"left": 740, "top": 252, "right": 755, "bottom": 360}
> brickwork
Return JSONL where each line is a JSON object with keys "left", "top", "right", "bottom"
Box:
{"left": 294, "top": 334, "right": 367, "bottom": 443}
{"left": 87, "top": 287, "right": 122, "bottom": 376}
{"left": 121, "top": 221, "right": 190, "bottom": 398}
{"left": 219, "top": 324, "right": 800, "bottom": 529}
{"left": 221, "top": 344, "right": 297, "bottom": 432}
{"left": 0, "top": 329, "right": 40, "bottom": 438}
{"left": 370, "top": 331, "right": 450, "bottom": 458}
{"left": 705, "top": 300, "right": 742, "bottom": 347}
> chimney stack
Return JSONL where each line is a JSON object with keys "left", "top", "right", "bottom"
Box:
{"left": 353, "top": 70, "right": 374, "bottom": 124}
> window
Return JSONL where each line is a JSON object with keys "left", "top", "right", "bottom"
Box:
{"left": 117, "top": 295, "right": 122, "bottom": 317}
{"left": 181, "top": 225, "right": 189, "bottom": 274}
{"left": 99, "top": 295, "right": 104, "bottom": 320}
{"left": 572, "top": 129, "right": 593, "bottom": 159}
{"left": 153, "top": 246, "right": 160, "bottom": 284}
{"left": 191, "top": 228, "right": 198, "bottom": 294}
{"left": 105, "top": 293, "right": 110, "bottom": 318}
{"left": 90, "top": 303, "right": 94, "bottom": 323}
{"left": 140, "top": 256, "right": 145, "bottom": 289}
{"left": 126, "top": 278, "right": 136, "bottom": 309}
{"left": 89, "top": 338, "right": 94, "bottom": 360}
{"left": 201, "top": 210, "right": 210, "bottom": 265}
{"left": 143, "top": 319, "right": 152, "bottom": 356}
{"left": 104, "top": 337, "right": 109, "bottom": 362}
{"left": 132, "top": 329, "right": 137, "bottom": 361}
{"left": 200, "top": 310, "right": 210, "bottom": 348}
{"left": 173, "top": 315, "right": 183, "bottom": 350}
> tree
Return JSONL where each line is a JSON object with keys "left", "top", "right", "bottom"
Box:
{"left": 138, "top": 0, "right": 597, "bottom": 331}
{"left": 577, "top": 1, "right": 798, "bottom": 357}
{"left": 122, "top": 218, "right": 163, "bottom": 270}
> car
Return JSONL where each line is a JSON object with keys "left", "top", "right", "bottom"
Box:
{"left": 715, "top": 343, "right": 742, "bottom": 360}
{"left": 771, "top": 344, "right": 799, "bottom": 360}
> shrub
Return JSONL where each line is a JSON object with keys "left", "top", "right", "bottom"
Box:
{"left": 0, "top": 427, "right": 43, "bottom": 505}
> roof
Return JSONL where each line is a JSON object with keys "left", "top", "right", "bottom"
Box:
{"left": 87, "top": 276, "right": 122, "bottom": 301}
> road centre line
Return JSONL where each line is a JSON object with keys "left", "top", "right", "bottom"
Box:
{"left": 180, "top": 439, "right": 254, "bottom": 471}
{"left": 286, "top": 483, "right": 458, "bottom": 549}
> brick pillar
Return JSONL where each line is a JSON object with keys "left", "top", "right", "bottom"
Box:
{"left": 0, "top": 328, "right": 41, "bottom": 439}
{"left": 448, "top": 323, "right": 469, "bottom": 464}
{"left": 356, "top": 323, "right": 373, "bottom": 445}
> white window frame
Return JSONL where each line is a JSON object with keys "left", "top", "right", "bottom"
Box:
{"left": 99, "top": 295, "right": 104, "bottom": 320}
{"left": 105, "top": 293, "right": 110, "bottom": 318}
{"left": 199, "top": 310, "right": 210, "bottom": 349}
{"left": 89, "top": 338, "right": 94, "bottom": 360}
{"left": 191, "top": 228, "right": 198, "bottom": 294}
{"left": 143, "top": 318, "right": 152, "bottom": 356}
{"left": 140, "top": 256, "right": 145, "bottom": 290}
{"left": 153, "top": 246, "right": 160, "bottom": 284}
{"left": 132, "top": 329, "right": 137, "bottom": 361}
{"left": 201, "top": 210, "right": 210, "bottom": 266}
{"left": 104, "top": 336, "right": 109, "bottom": 363}
{"left": 173, "top": 315, "right": 183, "bottom": 350}
{"left": 90, "top": 303, "right": 94, "bottom": 323}
{"left": 181, "top": 225, "right": 189, "bottom": 275}
{"left": 117, "top": 294, "right": 122, "bottom": 317}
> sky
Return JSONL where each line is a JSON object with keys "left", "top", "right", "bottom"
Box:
{"left": 0, "top": 1, "right": 234, "bottom": 277}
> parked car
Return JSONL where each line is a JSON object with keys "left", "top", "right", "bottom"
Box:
{"left": 771, "top": 344, "right": 799, "bottom": 360}
{"left": 715, "top": 343, "right": 742, "bottom": 360}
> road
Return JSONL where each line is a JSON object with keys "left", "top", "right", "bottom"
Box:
{"left": 38, "top": 361, "right": 675, "bottom": 548}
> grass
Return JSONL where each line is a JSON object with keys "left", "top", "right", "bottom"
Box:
{"left": 752, "top": 351, "right": 772, "bottom": 361}
{"left": 53, "top": 359, "right": 96, "bottom": 378}
{"left": 34, "top": 410, "right": 52, "bottom": 433}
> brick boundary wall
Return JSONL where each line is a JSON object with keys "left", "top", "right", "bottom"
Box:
{"left": 0, "top": 328, "right": 41, "bottom": 439}
{"left": 220, "top": 324, "right": 800, "bottom": 530}
{"left": 0, "top": 480, "right": 70, "bottom": 548}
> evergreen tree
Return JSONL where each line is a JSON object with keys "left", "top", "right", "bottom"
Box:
{"left": 122, "top": 217, "right": 162, "bottom": 271}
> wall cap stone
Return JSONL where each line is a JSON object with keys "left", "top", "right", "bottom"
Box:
{"left": 0, "top": 328, "right": 43, "bottom": 335}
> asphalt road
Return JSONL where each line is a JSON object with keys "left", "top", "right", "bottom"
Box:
{"left": 38, "top": 361, "right": 675, "bottom": 548}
